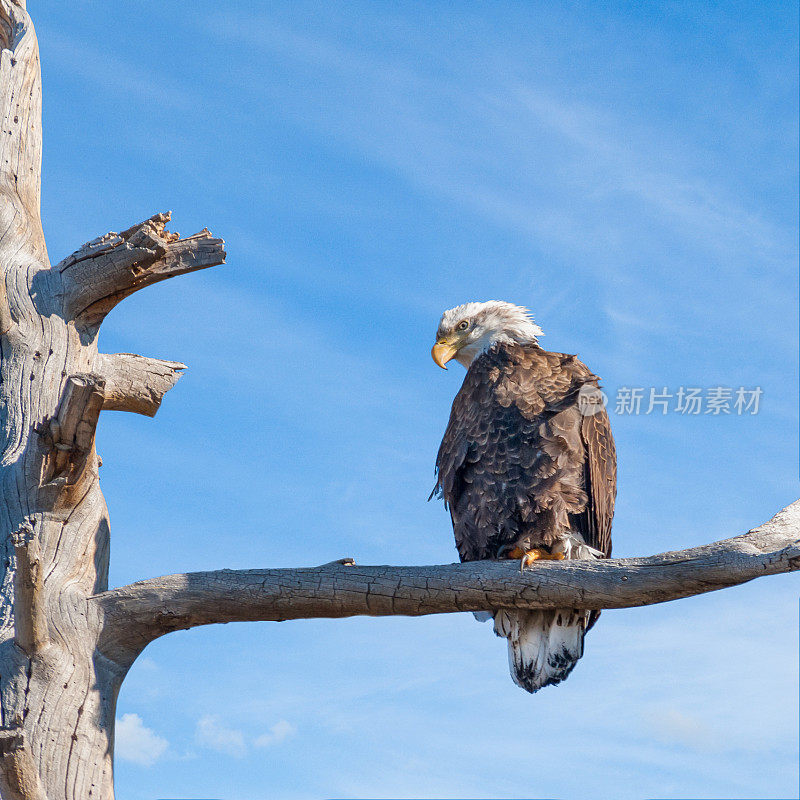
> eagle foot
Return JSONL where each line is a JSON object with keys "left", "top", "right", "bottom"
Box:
{"left": 509, "top": 547, "right": 565, "bottom": 571}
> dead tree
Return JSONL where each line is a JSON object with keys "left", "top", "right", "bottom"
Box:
{"left": 0, "top": 3, "right": 796, "bottom": 798}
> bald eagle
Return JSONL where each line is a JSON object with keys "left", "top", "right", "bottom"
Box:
{"left": 431, "top": 301, "right": 616, "bottom": 693}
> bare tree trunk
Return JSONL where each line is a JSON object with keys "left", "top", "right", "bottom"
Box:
{"left": 0, "top": 3, "right": 796, "bottom": 798}
{"left": 0, "top": 5, "right": 224, "bottom": 798}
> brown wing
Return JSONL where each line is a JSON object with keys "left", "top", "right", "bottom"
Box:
{"left": 433, "top": 343, "right": 611, "bottom": 563}
{"left": 431, "top": 350, "right": 527, "bottom": 562}
{"left": 578, "top": 407, "right": 616, "bottom": 558}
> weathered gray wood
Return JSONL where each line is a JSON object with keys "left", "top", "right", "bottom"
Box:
{"left": 95, "top": 500, "right": 800, "bottom": 660}
{"left": 0, "top": 4, "right": 224, "bottom": 798}
{"left": 10, "top": 522, "right": 46, "bottom": 655}
{"left": 42, "top": 373, "right": 106, "bottom": 483}
{"left": 0, "top": 276, "right": 14, "bottom": 336}
{"left": 0, "top": 730, "right": 47, "bottom": 800}
{"left": 95, "top": 353, "right": 185, "bottom": 417}
{"left": 58, "top": 213, "right": 225, "bottom": 328}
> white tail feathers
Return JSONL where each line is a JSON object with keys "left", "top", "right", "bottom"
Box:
{"left": 493, "top": 608, "right": 588, "bottom": 693}
{"left": 551, "top": 533, "right": 604, "bottom": 560}
{"left": 481, "top": 533, "right": 601, "bottom": 692}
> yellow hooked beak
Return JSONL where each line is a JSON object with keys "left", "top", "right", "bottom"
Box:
{"left": 431, "top": 340, "right": 459, "bottom": 370}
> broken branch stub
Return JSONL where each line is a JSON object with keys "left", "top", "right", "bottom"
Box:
{"left": 58, "top": 212, "right": 226, "bottom": 327}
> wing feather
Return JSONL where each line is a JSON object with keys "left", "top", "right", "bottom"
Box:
{"left": 433, "top": 343, "right": 616, "bottom": 565}
{"left": 580, "top": 407, "right": 617, "bottom": 558}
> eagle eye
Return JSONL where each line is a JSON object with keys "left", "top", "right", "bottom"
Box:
{"left": 456, "top": 319, "right": 469, "bottom": 331}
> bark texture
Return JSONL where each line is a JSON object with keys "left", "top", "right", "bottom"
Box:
{"left": 0, "top": 3, "right": 796, "bottom": 799}
{"left": 0, "top": 5, "right": 225, "bottom": 798}
{"left": 94, "top": 499, "right": 800, "bottom": 660}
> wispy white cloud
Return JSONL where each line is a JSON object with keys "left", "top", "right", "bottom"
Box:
{"left": 208, "top": 11, "right": 795, "bottom": 274}
{"left": 134, "top": 656, "right": 158, "bottom": 672}
{"left": 39, "top": 28, "right": 199, "bottom": 111}
{"left": 643, "top": 707, "right": 714, "bottom": 751}
{"left": 507, "top": 81, "right": 791, "bottom": 264}
{"left": 115, "top": 713, "right": 169, "bottom": 767}
{"left": 254, "top": 719, "right": 296, "bottom": 748}
{"left": 195, "top": 715, "right": 247, "bottom": 758}
{"left": 194, "top": 715, "right": 296, "bottom": 757}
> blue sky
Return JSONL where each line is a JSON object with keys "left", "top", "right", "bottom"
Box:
{"left": 33, "top": 1, "right": 798, "bottom": 798}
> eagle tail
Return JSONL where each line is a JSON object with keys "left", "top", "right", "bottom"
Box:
{"left": 493, "top": 608, "right": 587, "bottom": 693}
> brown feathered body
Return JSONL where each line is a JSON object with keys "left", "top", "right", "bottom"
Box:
{"left": 433, "top": 340, "right": 616, "bottom": 692}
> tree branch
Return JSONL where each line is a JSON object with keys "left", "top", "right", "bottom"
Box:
{"left": 58, "top": 212, "right": 226, "bottom": 327}
{"left": 95, "top": 352, "right": 185, "bottom": 417}
{"left": 95, "top": 500, "right": 800, "bottom": 660}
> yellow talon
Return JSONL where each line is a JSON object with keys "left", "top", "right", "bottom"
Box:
{"left": 517, "top": 548, "right": 565, "bottom": 571}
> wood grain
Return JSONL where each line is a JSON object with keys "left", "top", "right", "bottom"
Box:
{"left": 96, "top": 500, "right": 800, "bottom": 660}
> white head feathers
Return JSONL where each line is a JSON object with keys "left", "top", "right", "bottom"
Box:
{"left": 435, "top": 300, "right": 543, "bottom": 368}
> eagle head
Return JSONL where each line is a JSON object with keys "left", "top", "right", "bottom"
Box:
{"left": 431, "top": 300, "right": 543, "bottom": 369}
